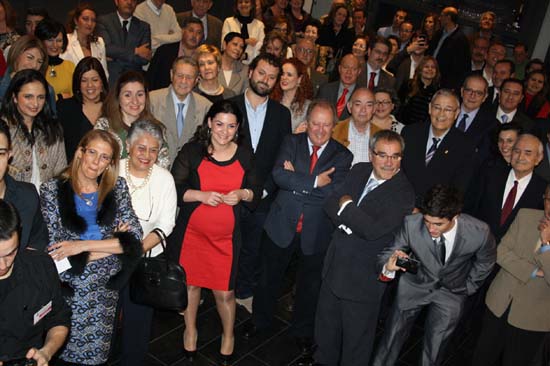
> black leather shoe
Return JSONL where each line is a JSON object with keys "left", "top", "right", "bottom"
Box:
{"left": 182, "top": 349, "right": 197, "bottom": 362}
{"left": 219, "top": 352, "right": 233, "bottom": 366}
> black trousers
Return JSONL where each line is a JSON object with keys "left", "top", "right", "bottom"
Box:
{"left": 236, "top": 208, "right": 268, "bottom": 299}
{"left": 252, "top": 231, "right": 324, "bottom": 339}
{"left": 314, "top": 281, "right": 381, "bottom": 366}
{"left": 471, "top": 307, "right": 548, "bottom": 366}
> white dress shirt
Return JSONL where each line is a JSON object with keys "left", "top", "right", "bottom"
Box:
{"left": 502, "top": 169, "right": 532, "bottom": 208}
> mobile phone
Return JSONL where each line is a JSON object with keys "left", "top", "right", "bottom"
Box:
{"left": 396, "top": 256, "right": 420, "bottom": 274}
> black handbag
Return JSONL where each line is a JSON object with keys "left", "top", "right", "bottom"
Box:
{"left": 130, "top": 228, "right": 188, "bottom": 311}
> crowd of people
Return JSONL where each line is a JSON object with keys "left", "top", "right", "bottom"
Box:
{"left": 0, "top": 0, "right": 550, "bottom": 366}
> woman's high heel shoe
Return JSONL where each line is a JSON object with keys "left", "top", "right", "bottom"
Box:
{"left": 219, "top": 352, "right": 233, "bottom": 366}
{"left": 183, "top": 349, "right": 197, "bottom": 362}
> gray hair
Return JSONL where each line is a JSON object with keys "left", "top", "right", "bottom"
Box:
{"left": 306, "top": 99, "right": 337, "bottom": 125}
{"left": 430, "top": 88, "right": 459, "bottom": 106}
{"left": 127, "top": 119, "right": 165, "bottom": 147}
{"left": 516, "top": 133, "right": 543, "bottom": 155}
{"left": 369, "top": 129, "right": 405, "bottom": 153}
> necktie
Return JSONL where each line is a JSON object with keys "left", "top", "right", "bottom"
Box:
{"left": 176, "top": 102, "right": 185, "bottom": 138}
{"left": 357, "top": 177, "right": 379, "bottom": 205}
{"left": 493, "top": 90, "right": 499, "bottom": 105}
{"left": 122, "top": 20, "right": 129, "bottom": 43}
{"left": 297, "top": 145, "right": 321, "bottom": 232}
{"left": 500, "top": 180, "right": 518, "bottom": 226}
{"left": 436, "top": 236, "right": 446, "bottom": 264}
{"left": 368, "top": 72, "right": 376, "bottom": 90}
{"left": 425, "top": 137, "right": 440, "bottom": 165}
{"left": 456, "top": 113, "right": 469, "bottom": 132}
{"left": 501, "top": 114, "right": 508, "bottom": 123}
{"left": 336, "top": 88, "right": 349, "bottom": 118}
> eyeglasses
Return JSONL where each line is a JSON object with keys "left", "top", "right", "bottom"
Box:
{"left": 431, "top": 105, "right": 457, "bottom": 114}
{"left": 375, "top": 100, "right": 393, "bottom": 106}
{"left": 296, "top": 47, "right": 314, "bottom": 55}
{"left": 82, "top": 148, "right": 112, "bottom": 163}
{"left": 463, "top": 88, "right": 485, "bottom": 97}
{"left": 371, "top": 150, "right": 402, "bottom": 161}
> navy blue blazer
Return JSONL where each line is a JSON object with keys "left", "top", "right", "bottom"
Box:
{"left": 97, "top": 12, "right": 151, "bottom": 84}
{"left": 264, "top": 133, "right": 353, "bottom": 255}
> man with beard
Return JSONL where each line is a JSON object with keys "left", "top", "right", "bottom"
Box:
{"left": 228, "top": 53, "right": 292, "bottom": 313}
{"left": 243, "top": 100, "right": 353, "bottom": 366}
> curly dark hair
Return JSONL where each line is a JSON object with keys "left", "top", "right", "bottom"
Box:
{"left": 191, "top": 100, "right": 244, "bottom": 158}
{"left": 0, "top": 69, "right": 63, "bottom": 146}
{"left": 420, "top": 184, "right": 463, "bottom": 219}
{"left": 325, "top": 4, "right": 350, "bottom": 29}
{"left": 67, "top": 3, "right": 98, "bottom": 44}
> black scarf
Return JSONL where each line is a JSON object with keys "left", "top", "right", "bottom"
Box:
{"left": 236, "top": 13, "right": 253, "bottom": 40}
{"left": 49, "top": 55, "right": 64, "bottom": 66}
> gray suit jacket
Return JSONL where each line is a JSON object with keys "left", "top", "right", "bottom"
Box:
{"left": 316, "top": 81, "right": 355, "bottom": 120}
{"left": 97, "top": 12, "right": 151, "bottom": 85}
{"left": 378, "top": 213, "right": 496, "bottom": 310}
{"left": 218, "top": 61, "right": 248, "bottom": 95}
{"left": 149, "top": 87, "right": 212, "bottom": 166}
{"left": 177, "top": 11, "right": 223, "bottom": 47}
{"left": 357, "top": 66, "right": 396, "bottom": 91}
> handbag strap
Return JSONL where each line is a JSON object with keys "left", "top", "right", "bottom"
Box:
{"left": 152, "top": 228, "right": 167, "bottom": 252}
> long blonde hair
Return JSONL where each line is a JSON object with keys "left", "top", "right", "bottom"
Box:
{"left": 61, "top": 130, "right": 121, "bottom": 206}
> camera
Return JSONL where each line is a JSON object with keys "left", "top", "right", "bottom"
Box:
{"left": 396, "top": 256, "right": 420, "bottom": 274}
{"left": 2, "top": 358, "right": 37, "bottom": 366}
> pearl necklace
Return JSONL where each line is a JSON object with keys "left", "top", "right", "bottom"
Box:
{"left": 125, "top": 159, "right": 153, "bottom": 193}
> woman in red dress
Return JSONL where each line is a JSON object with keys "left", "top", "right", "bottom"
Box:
{"left": 169, "top": 100, "right": 260, "bottom": 365}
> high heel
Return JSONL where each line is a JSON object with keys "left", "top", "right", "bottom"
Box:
{"left": 183, "top": 349, "right": 197, "bottom": 361}
{"left": 219, "top": 352, "right": 233, "bottom": 366}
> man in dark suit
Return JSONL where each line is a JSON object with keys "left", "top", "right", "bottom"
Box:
{"left": 97, "top": 0, "right": 152, "bottom": 86}
{"left": 357, "top": 36, "right": 396, "bottom": 92}
{"left": 147, "top": 17, "right": 203, "bottom": 91}
{"left": 315, "top": 130, "right": 415, "bottom": 366}
{"left": 535, "top": 130, "right": 550, "bottom": 182}
{"left": 494, "top": 78, "right": 535, "bottom": 132}
{"left": 295, "top": 37, "right": 328, "bottom": 96}
{"left": 229, "top": 54, "right": 292, "bottom": 312}
{"left": 372, "top": 185, "right": 496, "bottom": 366}
{"left": 429, "top": 7, "right": 470, "bottom": 92}
{"left": 472, "top": 188, "right": 550, "bottom": 366}
{"left": 244, "top": 100, "right": 353, "bottom": 365}
{"left": 470, "top": 36, "right": 489, "bottom": 72}
{"left": 177, "top": 0, "right": 222, "bottom": 47}
{"left": 317, "top": 54, "right": 362, "bottom": 121}
{"left": 473, "top": 133, "right": 546, "bottom": 243}
{"left": 401, "top": 89, "right": 477, "bottom": 206}
{"left": 456, "top": 74, "right": 497, "bottom": 160}
{"left": 483, "top": 59, "right": 515, "bottom": 109}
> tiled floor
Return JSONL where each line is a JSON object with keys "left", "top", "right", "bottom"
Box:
{"left": 108, "top": 282, "right": 480, "bottom": 366}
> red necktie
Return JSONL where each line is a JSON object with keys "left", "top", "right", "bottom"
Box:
{"left": 368, "top": 72, "right": 376, "bottom": 90}
{"left": 336, "top": 88, "right": 348, "bottom": 118}
{"left": 297, "top": 145, "right": 321, "bottom": 233}
{"left": 500, "top": 180, "right": 518, "bottom": 226}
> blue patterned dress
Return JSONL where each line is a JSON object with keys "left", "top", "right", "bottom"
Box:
{"left": 58, "top": 192, "right": 122, "bottom": 364}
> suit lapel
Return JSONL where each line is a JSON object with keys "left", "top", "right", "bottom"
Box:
{"left": 164, "top": 88, "right": 177, "bottom": 140}
{"left": 446, "top": 219, "right": 465, "bottom": 264}
{"left": 183, "top": 94, "right": 197, "bottom": 145}
{"left": 238, "top": 95, "right": 253, "bottom": 150}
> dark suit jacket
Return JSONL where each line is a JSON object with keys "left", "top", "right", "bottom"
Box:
{"left": 146, "top": 41, "right": 179, "bottom": 91}
{"left": 357, "top": 66, "right": 396, "bottom": 91}
{"left": 482, "top": 86, "right": 499, "bottom": 109}
{"left": 176, "top": 12, "right": 222, "bottom": 47}
{"left": 323, "top": 164, "right": 415, "bottom": 302}
{"left": 429, "top": 26, "right": 471, "bottom": 91}
{"left": 509, "top": 110, "right": 535, "bottom": 133}
{"left": 462, "top": 105, "right": 498, "bottom": 162}
{"left": 401, "top": 122, "right": 476, "bottom": 205}
{"left": 378, "top": 213, "right": 496, "bottom": 308}
{"left": 316, "top": 81, "right": 355, "bottom": 120}
{"left": 473, "top": 166, "right": 546, "bottom": 243}
{"left": 229, "top": 94, "right": 292, "bottom": 209}
{"left": 96, "top": 12, "right": 151, "bottom": 85}
{"left": 264, "top": 134, "right": 353, "bottom": 255}
{"left": 535, "top": 144, "right": 550, "bottom": 182}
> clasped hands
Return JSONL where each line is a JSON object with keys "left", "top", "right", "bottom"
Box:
{"left": 201, "top": 190, "right": 244, "bottom": 207}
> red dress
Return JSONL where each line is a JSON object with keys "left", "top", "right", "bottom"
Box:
{"left": 179, "top": 157, "right": 245, "bottom": 291}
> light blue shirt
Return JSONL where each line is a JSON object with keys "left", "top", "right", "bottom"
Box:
{"left": 457, "top": 106, "right": 480, "bottom": 132}
{"left": 244, "top": 89, "right": 269, "bottom": 152}
{"left": 426, "top": 126, "right": 451, "bottom": 155}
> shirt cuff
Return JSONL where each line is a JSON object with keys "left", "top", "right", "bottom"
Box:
{"left": 531, "top": 267, "right": 539, "bottom": 279}
{"left": 337, "top": 200, "right": 354, "bottom": 216}
{"left": 314, "top": 176, "right": 318, "bottom": 188}
{"left": 262, "top": 189, "right": 268, "bottom": 199}
{"left": 338, "top": 224, "right": 352, "bottom": 235}
{"left": 382, "top": 264, "right": 396, "bottom": 279}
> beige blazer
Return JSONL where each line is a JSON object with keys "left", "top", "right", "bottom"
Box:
{"left": 149, "top": 87, "right": 212, "bottom": 166}
{"left": 486, "top": 208, "right": 550, "bottom": 332}
{"left": 61, "top": 31, "right": 109, "bottom": 80}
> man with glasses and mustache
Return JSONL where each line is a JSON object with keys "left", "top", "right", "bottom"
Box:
{"left": 315, "top": 130, "right": 415, "bottom": 366}
{"left": 294, "top": 37, "right": 327, "bottom": 95}
{"left": 400, "top": 89, "right": 476, "bottom": 206}
{"left": 357, "top": 36, "right": 396, "bottom": 92}
{"left": 228, "top": 53, "right": 292, "bottom": 313}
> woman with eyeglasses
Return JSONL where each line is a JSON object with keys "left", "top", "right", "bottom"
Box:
{"left": 0, "top": 69, "right": 66, "bottom": 189}
{"left": 117, "top": 119, "right": 177, "bottom": 366}
{"left": 372, "top": 87, "right": 404, "bottom": 134}
{"left": 95, "top": 70, "right": 170, "bottom": 168}
{"left": 39, "top": 129, "right": 142, "bottom": 366}
{"left": 169, "top": 100, "right": 260, "bottom": 365}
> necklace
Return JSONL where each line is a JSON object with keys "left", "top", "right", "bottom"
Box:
{"left": 49, "top": 65, "right": 56, "bottom": 78}
{"left": 125, "top": 159, "right": 153, "bottom": 193}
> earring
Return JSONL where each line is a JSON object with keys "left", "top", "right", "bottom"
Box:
{"left": 207, "top": 128, "right": 211, "bottom": 138}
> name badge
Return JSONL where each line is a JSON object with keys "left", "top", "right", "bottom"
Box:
{"left": 33, "top": 301, "right": 52, "bottom": 325}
